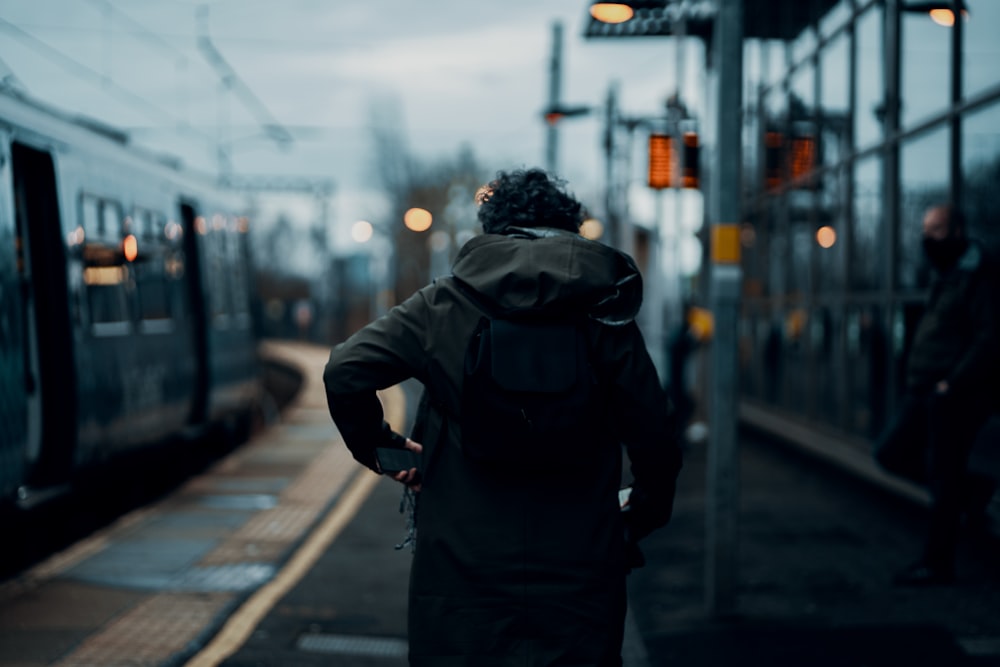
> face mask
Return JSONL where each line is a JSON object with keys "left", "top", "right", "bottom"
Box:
{"left": 922, "top": 236, "right": 967, "bottom": 271}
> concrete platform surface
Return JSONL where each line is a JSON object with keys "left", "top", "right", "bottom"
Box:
{"left": 1, "top": 339, "right": 998, "bottom": 667}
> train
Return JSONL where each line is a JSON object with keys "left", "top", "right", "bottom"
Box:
{"left": 0, "top": 88, "right": 261, "bottom": 512}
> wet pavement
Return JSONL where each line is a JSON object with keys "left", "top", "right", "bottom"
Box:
{"left": 1, "top": 339, "right": 998, "bottom": 666}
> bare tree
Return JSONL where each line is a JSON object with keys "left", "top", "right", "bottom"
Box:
{"left": 366, "top": 97, "right": 489, "bottom": 301}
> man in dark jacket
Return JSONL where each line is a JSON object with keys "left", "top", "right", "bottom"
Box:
{"left": 324, "top": 168, "right": 682, "bottom": 666}
{"left": 875, "top": 203, "right": 999, "bottom": 586}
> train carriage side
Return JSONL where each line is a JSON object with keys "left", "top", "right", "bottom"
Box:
{"left": 4, "top": 119, "right": 206, "bottom": 498}
{"left": 0, "top": 90, "right": 260, "bottom": 508}
{"left": 61, "top": 150, "right": 203, "bottom": 460}
{"left": 176, "top": 187, "right": 260, "bottom": 441}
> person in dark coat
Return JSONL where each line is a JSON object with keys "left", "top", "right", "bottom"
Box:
{"left": 324, "top": 168, "right": 683, "bottom": 666}
{"left": 665, "top": 300, "right": 698, "bottom": 433}
{"left": 874, "top": 203, "right": 1000, "bottom": 586}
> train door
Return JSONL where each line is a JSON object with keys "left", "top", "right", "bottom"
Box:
{"left": 0, "top": 133, "right": 29, "bottom": 502}
{"left": 11, "top": 143, "right": 77, "bottom": 486}
{"left": 179, "top": 201, "right": 209, "bottom": 426}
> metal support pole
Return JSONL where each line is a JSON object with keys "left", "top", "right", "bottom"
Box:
{"left": 545, "top": 21, "right": 563, "bottom": 174}
{"left": 705, "top": 0, "right": 743, "bottom": 617}
{"left": 647, "top": 190, "right": 666, "bottom": 378}
{"left": 884, "top": 0, "right": 901, "bottom": 409}
{"left": 949, "top": 0, "right": 962, "bottom": 205}
{"left": 669, "top": 0, "right": 687, "bottom": 331}
{"left": 604, "top": 82, "right": 620, "bottom": 249}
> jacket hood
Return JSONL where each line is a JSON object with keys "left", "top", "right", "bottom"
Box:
{"left": 450, "top": 226, "right": 642, "bottom": 325}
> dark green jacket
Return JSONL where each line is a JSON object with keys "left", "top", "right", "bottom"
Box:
{"left": 324, "top": 227, "right": 682, "bottom": 666}
{"left": 907, "top": 242, "right": 1000, "bottom": 398}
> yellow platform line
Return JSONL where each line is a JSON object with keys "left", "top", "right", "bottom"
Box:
{"left": 184, "top": 467, "right": 381, "bottom": 667}
{"left": 185, "top": 383, "right": 406, "bottom": 667}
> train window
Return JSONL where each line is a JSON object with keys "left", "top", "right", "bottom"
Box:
{"left": 85, "top": 263, "right": 131, "bottom": 332}
{"left": 81, "top": 196, "right": 99, "bottom": 238}
{"left": 229, "top": 226, "right": 250, "bottom": 319}
{"left": 135, "top": 259, "right": 171, "bottom": 325}
{"left": 209, "top": 218, "right": 233, "bottom": 325}
{"left": 129, "top": 208, "right": 172, "bottom": 329}
{"left": 80, "top": 197, "right": 132, "bottom": 334}
{"left": 135, "top": 208, "right": 154, "bottom": 242}
{"left": 100, "top": 200, "right": 121, "bottom": 237}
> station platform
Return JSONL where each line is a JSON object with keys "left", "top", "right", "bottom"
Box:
{"left": 0, "top": 340, "right": 998, "bottom": 666}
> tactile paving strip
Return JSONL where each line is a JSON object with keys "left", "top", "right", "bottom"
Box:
{"left": 281, "top": 443, "right": 355, "bottom": 505}
{"left": 52, "top": 592, "right": 234, "bottom": 667}
{"left": 198, "top": 539, "right": 288, "bottom": 565}
{"left": 232, "top": 505, "right": 321, "bottom": 543}
{"left": 171, "top": 564, "right": 276, "bottom": 592}
{"left": 5, "top": 344, "right": 404, "bottom": 667}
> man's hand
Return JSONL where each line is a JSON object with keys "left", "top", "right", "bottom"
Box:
{"left": 392, "top": 438, "right": 424, "bottom": 491}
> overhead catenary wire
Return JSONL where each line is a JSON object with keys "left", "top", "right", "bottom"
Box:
{"left": 0, "top": 16, "right": 215, "bottom": 146}
{"left": 82, "top": 0, "right": 191, "bottom": 68}
{"left": 196, "top": 4, "right": 293, "bottom": 151}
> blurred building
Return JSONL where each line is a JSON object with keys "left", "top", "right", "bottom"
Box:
{"left": 587, "top": 0, "right": 999, "bottom": 452}
{"left": 732, "top": 0, "right": 1000, "bottom": 447}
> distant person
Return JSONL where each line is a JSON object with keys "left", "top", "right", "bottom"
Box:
{"left": 665, "top": 301, "right": 710, "bottom": 438}
{"left": 666, "top": 301, "right": 698, "bottom": 431}
{"left": 874, "top": 203, "right": 1000, "bottom": 586}
{"left": 324, "top": 168, "right": 683, "bottom": 666}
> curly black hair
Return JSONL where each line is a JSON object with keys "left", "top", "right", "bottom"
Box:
{"left": 476, "top": 168, "right": 583, "bottom": 234}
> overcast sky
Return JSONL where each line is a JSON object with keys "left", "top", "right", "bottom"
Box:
{"left": 0, "top": 0, "right": 705, "bottom": 248}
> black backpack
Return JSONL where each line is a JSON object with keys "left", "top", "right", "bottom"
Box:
{"left": 456, "top": 283, "right": 608, "bottom": 472}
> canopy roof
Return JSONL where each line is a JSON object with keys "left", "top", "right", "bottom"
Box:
{"left": 583, "top": 0, "right": 841, "bottom": 41}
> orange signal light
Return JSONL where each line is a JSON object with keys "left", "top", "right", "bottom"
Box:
{"left": 790, "top": 135, "right": 816, "bottom": 181}
{"left": 123, "top": 234, "right": 138, "bottom": 262}
{"left": 647, "top": 133, "right": 674, "bottom": 190}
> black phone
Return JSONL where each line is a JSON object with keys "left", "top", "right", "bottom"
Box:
{"left": 375, "top": 447, "right": 420, "bottom": 474}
